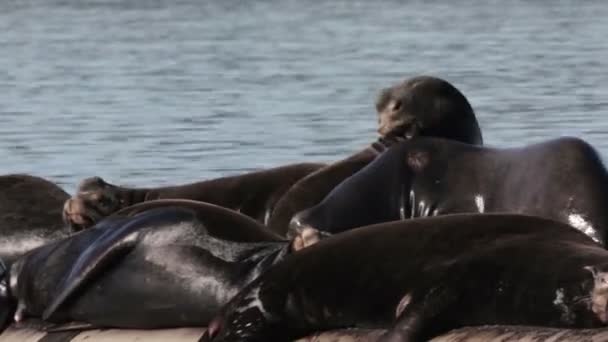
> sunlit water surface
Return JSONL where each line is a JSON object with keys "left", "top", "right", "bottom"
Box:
{"left": 1, "top": 0, "right": 607, "bottom": 193}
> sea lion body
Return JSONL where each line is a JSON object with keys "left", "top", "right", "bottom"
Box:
{"left": 266, "top": 137, "right": 405, "bottom": 235}
{"left": 291, "top": 137, "right": 608, "bottom": 247}
{"left": 8, "top": 200, "right": 289, "bottom": 328}
{"left": 205, "top": 214, "right": 608, "bottom": 342}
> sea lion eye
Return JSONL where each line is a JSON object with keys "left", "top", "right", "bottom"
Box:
{"left": 391, "top": 100, "right": 402, "bottom": 112}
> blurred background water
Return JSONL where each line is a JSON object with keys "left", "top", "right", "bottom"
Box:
{"left": 1, "top": 0, "right": 607, "bottom": 193}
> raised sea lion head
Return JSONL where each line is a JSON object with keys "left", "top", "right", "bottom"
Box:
{"left": 375, "top": 75, "right": 483, "bottom": 145}
{"left": 63, "top": 177, "right": 125, "bottom": 231}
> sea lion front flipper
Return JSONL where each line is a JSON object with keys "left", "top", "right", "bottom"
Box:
{"left": 202, "top": 278, "right": 298, "bottom": 342}
{"left": 43, "top": 207, "right": 197, "bottom": 320}
{"left": 380, "top": 286, "right": 457, "bottom": 342}
{"left": 42, "top": 320, "right": 96, "bottom": 332}
{"left": 10, "top": 318, "right": 94, "bottom": 332}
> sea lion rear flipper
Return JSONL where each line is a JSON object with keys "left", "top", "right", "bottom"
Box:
{"left": 43, "top": 207, "right": 197, "bottom": 320}
{"left": 380, "top": 285, "right": 457, "bottom": 342}
{"left": 42, "top": 320, "right": 96, "bottom": 332}
{"left": 10, "top": 318, "right": 94, "bottom": 332}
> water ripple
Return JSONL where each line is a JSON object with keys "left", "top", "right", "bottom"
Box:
{"left": 1, "top": 0, "right": 607, "bottom": 193}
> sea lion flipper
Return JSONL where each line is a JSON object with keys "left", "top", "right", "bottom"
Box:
{"left": 43, "top": 207, "right": 197, "bottom": 320}
{"left": 380, "top": 286, "right": 456, "bottom": 342}
{"left": 42, "top": 321, "right": 96, "bottom": 332}
{"left": 42, "top": 222, "right": 140, "bottom": 320}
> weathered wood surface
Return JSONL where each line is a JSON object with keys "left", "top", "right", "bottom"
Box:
{"left": 3, "top": 324, "right": 608, "bottom": 342}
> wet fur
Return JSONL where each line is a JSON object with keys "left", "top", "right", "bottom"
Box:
{"left": 9, "top": 200, "right": 291, "bottom": 328}
{"left": 206, "top": 214, "right": 608, "bottom": 341}
{"left": 292, "top": 137, "right": 608, "bottom": 246}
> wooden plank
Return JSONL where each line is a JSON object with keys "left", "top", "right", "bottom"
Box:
{"left": 3, "top": 324, "right": 608, "bottom": 341}
{"left": 71, "top": 328, "right": 205, "bottom": 342}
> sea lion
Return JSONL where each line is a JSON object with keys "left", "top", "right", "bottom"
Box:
{"left": 0, "top": 174, "right": 71, "bottom": 265}
{"left": 0, "top": 174, "right": 72, "bottom": 331}
{"left": 202, "top": 214, "right": 608, "bottom": 342}
{"left": 290, "top": 136, "right": 608, "bottom": 250}
{"left": 6, "top": 200, "right": 290, "bottom": 328}
{"left": 266, "top": 75, "right": 482, "bottom": 234}
{"left": 63, "top": 76, "right": 483, "bottom": 235}
{"left": 62, "top": 163, "right": 325, "bottom": 231}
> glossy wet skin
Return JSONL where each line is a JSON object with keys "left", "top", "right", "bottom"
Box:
{"left": 62, "top": 75, "right": 484, "bottom": 234}
{"left": 8, "top": 200, "right": 290, "bottom": 328}
{"left": 265, "top": 76, "right": 484, "bottom": 234}
{"left": 204, "top": 214, "right": 608, "bottom": 342}
{"left": 289, "top": 136, "right": 608, "bottom": 250}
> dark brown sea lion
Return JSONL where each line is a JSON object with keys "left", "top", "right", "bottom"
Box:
{"left": 63, "top": 76, "right": 483, "bottom": 235}
{"left": 62, "top": 163, "right": 325, "bottom": 230}
{"left": 266, "top": 75, "right": 482, "bottom": 234}
{"left": 6, "top": 200, "right": 289, "bottom": 329}
{"left": 202, "top": 214, "right": 608, "bottom": 342}
{"left": 290, "top": 136, "right": 608, "bottom": 249}
{"left": 0, "top": 174, "right": 72, "bottom": 331}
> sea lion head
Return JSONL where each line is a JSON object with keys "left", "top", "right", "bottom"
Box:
{"left": 375, "top": 75, "right": 483, "bottom": 145}
{"left": 63, "top": 176, "right": 124, "bottom": 231}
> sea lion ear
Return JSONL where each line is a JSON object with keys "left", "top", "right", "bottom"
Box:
{"left": 584, "top": 265, "right": 598, "bottom": 277}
